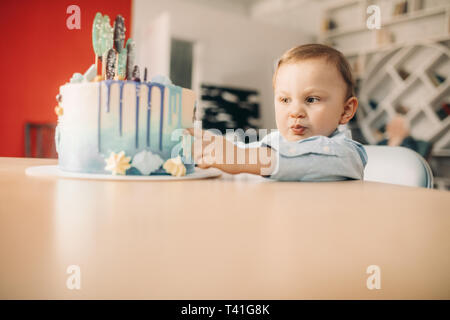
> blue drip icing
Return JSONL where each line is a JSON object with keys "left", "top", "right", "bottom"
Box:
{"left": 168, "top": 85, "right": 182, "bottom": 127}
{"left": 118, "top": 81, "right": 125, "bottom": 136}
{"left": 97, "top": 80, "right": 169, "bottom": 154}
{"left": 142, "top": 82, "right": 165, "bottom": 150}
{"left": 135, "top": 83, "right": 140, "bottom": 148}
{"left": 146, "top": 85, "right": 152, "bottom": 147}
{"left": 104, "top": 80, "right": 114, "bottom": 113}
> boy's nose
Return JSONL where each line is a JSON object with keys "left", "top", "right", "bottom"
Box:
{"left": 289, "top": 105, "right": 306, "bottom": 118}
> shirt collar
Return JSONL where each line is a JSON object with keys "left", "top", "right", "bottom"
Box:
{"left": 330, "top": 127, "right": 352, "bottom": 139}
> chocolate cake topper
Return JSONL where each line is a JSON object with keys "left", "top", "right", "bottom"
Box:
{"left": 106, "top": 49, "right": 116, "bottom": 80}
{"left": 113, "top": 15, "right": 126, "bottom": 53}
{"left": 132, "top": 65, "right": 140, "bottom": 82}
{"left": 126, "top": 39, "right": 135, "bottom": 80}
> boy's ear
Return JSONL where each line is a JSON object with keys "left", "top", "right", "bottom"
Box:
{"left": 339, "top": 97, "right": 358, "bottom": 125}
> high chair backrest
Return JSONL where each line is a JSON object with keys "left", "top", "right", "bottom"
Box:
{"left": 363, "top": 145, "right": 434, "bottom": 188}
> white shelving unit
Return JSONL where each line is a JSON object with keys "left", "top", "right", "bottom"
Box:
{"left": 358, "top": 42, "right": 450, "bottom": 154}
{"left": 318, "top": 0, "right": 450, "bottom": 188}
{"left": 319, "top": 0, "right": 450, "bottom": 158}
{"left": 319, "top": 0, "right": 450, "bottom": 77}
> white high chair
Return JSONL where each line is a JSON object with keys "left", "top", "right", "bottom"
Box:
{"left": 363, "top": 145, "right": 434, "bottom": 189}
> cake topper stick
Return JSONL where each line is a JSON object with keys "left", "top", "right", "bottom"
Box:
{"left": 102, "top": 51, "right": 107, "bottom": 79}
{"left": 115, "top": 53, "right": 119, "bottom": 79}
{"left": 92, "top": 12, "right": 103, "bottom": 75}
{"left": 144, "top": 67, "right": 148, "bottom": 82}
{"left": 126, "top": 39, "right": 135, "bottom": 80}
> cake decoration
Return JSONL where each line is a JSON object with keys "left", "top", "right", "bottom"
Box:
{"left": 100, "top": 15, "right": 114, "bottom": 56}
{"left": 163, "top": 156, "right": 186, "bottom": 177}
{"left": 104, "top": 151, "right": 131, "bottom": 175}
{"left": 55, "top": 12, "right": 197, "bottom": 177}
{"left": 116, "top": 48, "right": 127, "bottom": 80}
{"left": 131, "top": 65, "right": 140, "bottom": 82}
{"left": 113, "top": 15, "right": 126, "bottom": 53}
{"left": 100, "top": 15, "right": 113, "bottom": 78}
{"left": 83, "top": 64, "right": 97, "bottom": 82}
{"left": 105, "top": 49, "right": 116, "bottom": 80}
{"left": 70, "top": 73, "right": 84, "bottom": 83}
{"left": 56, "top": 94, "right": 62, "bottom": 103}
{"left": 54, "top": 105, "right": 64, "bottom": 117}
{"left": 92, "top": 12, "right": 103, "bottom": 72}
{"left": 131, "top": 150, "right": 164, "bottom": 175}
{"left": 151, "top": 75, "right": 172, "bottom": 86}
{"left": 99, "top": 80, "right": 166, "bottom": 146}
{"left": 126, "top": 39, "right": 135, "bottom": 80}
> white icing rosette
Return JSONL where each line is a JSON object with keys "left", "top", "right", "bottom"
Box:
{"left": 131, "top": 150, "right": 164, "bottom": 175}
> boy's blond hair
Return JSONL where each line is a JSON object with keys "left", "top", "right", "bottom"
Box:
{"left": 273, "top": 44, "right": 355, "bottom": 100}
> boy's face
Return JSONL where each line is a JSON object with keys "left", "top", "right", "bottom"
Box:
{"left": 274, "top": 58, "right": 355, "bottom": 141}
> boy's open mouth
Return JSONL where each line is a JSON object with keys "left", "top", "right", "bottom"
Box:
{"left": 290, "top": 124, "right": 307, "bottom": 135}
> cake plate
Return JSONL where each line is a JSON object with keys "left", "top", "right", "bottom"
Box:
{"left": 25, "top": 165, "right": 222, "bottom": 181}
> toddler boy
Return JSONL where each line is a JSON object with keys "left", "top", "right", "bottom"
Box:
{"left": 189, "top": 44, "right": 367, "bottom": 181}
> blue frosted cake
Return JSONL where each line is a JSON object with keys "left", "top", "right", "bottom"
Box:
{"left": 54, "top": 12, "right": 196, "bottom": 177}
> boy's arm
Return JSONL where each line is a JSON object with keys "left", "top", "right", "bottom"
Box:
{"left": 188, "top": 128, "right": 367, "bottom": 180}
{"left": 188, "top": 128, "right": 276, "bottom": 176}
{"left": 212, "top": 145, "right": 277, "bottom": 176}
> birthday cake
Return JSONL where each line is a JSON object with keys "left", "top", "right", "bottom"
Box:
{"left": 54, "top": 13, "right": 196, "bottom": 177}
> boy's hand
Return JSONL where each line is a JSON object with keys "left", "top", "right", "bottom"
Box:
{"left": 186, "top": 128, "right": 244, "bottom": 174}
{"left": 186, "top": 127, "right": 213, "bottom": 168}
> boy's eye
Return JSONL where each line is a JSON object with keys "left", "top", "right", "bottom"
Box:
{"left": 305, "top": 96, "right": 320, "bottom": 103}
{"left": 279, "top": 97, "right": 291, "bottom": 104}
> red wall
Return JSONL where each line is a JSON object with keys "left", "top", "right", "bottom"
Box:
{"left": 0, "top": 0, "right": 132, "bottom": 157}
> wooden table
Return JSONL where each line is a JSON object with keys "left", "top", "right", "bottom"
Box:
{"left": 0, "top": 157, "right": 449, "bottom": 299}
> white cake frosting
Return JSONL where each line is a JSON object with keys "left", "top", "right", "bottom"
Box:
{"left": 56, "top": 80, "right": 196, "bottom": 175}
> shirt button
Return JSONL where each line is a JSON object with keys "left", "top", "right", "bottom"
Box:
{"left": 323, "top": 146, "right": 330, "bottom": 153}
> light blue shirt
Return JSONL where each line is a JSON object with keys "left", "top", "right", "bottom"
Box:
{"left": 258, "top": 128, "right": 368, "bottom": 181}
